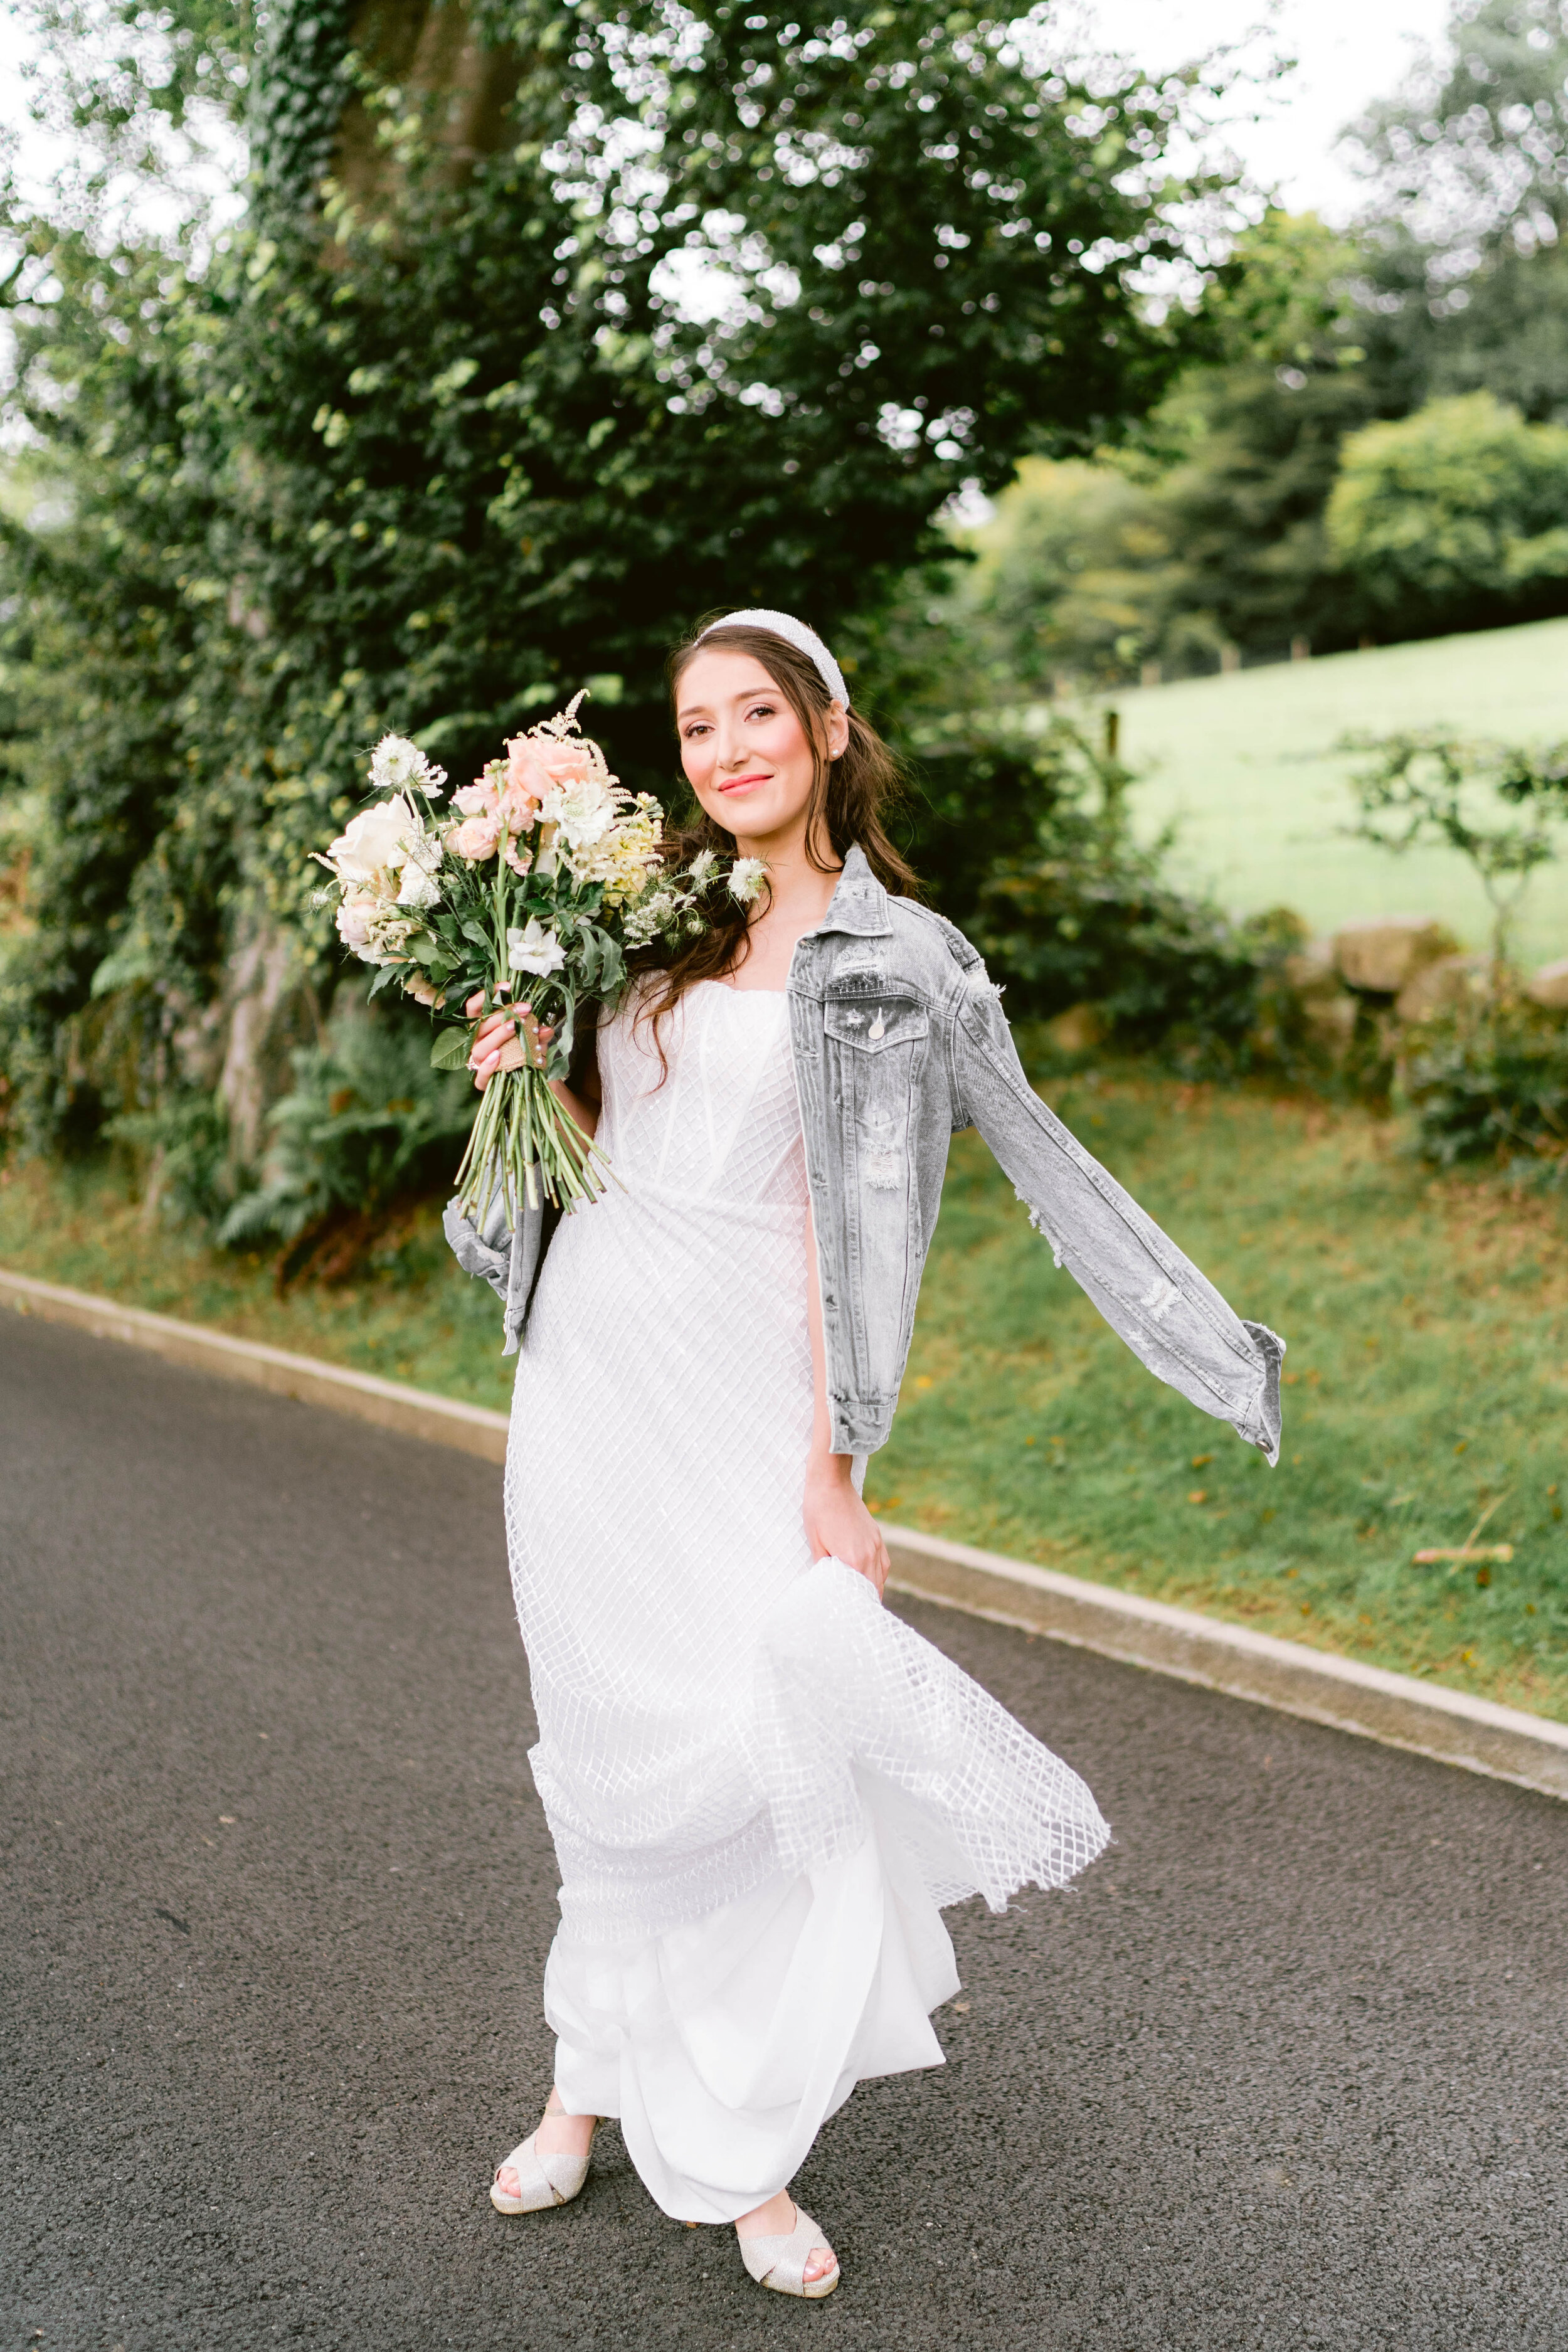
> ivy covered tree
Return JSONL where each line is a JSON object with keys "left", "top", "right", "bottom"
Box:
{"left": 0, "top": 0, "right": 1242, "bottom": 1160}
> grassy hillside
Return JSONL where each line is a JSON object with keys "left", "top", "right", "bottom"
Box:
{"left": 1065, "top": 617, "right": 1568, "bottom": 968}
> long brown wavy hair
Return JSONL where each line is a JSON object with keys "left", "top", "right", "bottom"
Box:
{"left": 628, "top": 622, "right": 922, "bottom": 1046}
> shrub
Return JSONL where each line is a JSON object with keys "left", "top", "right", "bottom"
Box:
{"left": 1403, "top": 1001, "right": 1568, "bottom": 1175}
{"left": 903, "top": 714, "right": 1303, "bottom": 1067}
{"left": 1327, "top": 393, "right": 1568, "bottom": 639}
{"left": 218, "top": 1012, "right": 474, "bottom": 1284}
{"left": 109, "top": 1093, "right": 233, "bottom": 1230}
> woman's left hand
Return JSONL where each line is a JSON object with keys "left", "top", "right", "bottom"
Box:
{"left": 803, "top": 1459, "right": 889, "bottom": 1601}
{"left": 465, "top": 990, "right": 553, "bottom": 1091}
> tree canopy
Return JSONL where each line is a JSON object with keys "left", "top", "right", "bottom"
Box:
{"left": 0, "top": 0, "right": 1245, "bottom": 1153}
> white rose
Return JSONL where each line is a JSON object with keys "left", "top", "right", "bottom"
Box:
{"left": 506, "top": 916, "right": 568, "bottom": 978}
{"left": 328, "top": 793, "right": 420, "bottom": 884}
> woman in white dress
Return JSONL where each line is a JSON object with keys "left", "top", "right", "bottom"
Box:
{"left": 458, "top": 611, "right": 1283, "bottom": 2299}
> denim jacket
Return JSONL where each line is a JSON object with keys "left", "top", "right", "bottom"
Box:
{"left": 445, "top": 845, "right": 1285, "bottom": 1463}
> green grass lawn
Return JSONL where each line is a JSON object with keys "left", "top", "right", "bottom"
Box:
{"left": 0, "top": 1165, "right": 519, "bottom": 1414}
{"left": 6, "top": 1068, "right": 1568, "bottom": 1720}
{"left": 1060, "top": 615, "right": 1568, "bottom": 969}
{"left": 863, "top": 1062, "right": 1568, "bottom": 1723}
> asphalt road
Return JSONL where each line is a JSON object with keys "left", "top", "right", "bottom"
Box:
{"left": 4, "top": 1308, "right": 1567, "bottom": 2352}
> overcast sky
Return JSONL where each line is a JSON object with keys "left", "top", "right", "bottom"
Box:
{"left": 1078, "top": 0, "right": 1456, "bottom": 222}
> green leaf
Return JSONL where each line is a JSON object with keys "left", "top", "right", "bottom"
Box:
{"left": 430, "top": 1027, "right": 473, "bottom": 1070}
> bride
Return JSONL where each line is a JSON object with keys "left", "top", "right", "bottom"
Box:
{"left": 451, "top": 609, "right": 1283, "bottom": 2299}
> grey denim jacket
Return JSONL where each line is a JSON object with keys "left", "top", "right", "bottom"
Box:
{"left": 445, "top": 845, "right": 1285, "bottom": 1464}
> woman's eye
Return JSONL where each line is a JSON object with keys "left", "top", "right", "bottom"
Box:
{"left": 746, "top": 703, "right": 776, "bottom": 721}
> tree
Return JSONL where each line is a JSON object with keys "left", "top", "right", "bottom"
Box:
{"left": 1345, "top": 0, "right": 1568, "bottom": 263}
{"left": 1345, "top": 0, "right": 1568, "bottom": 426}
{"left": 960, "top": 455, "right": 1183, "bottom": 691}
{"left": 1326, "top": 392, "right": 1568, "bottom": 638}
{"left": 0, "top": 0, "right": 1245, "bottom": 1157}
{"left": 962, "top": 211, "right": 1388, "bottom": 677}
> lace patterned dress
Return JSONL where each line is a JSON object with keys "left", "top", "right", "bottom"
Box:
{"left": 504, "top": 978, "right": 1108, "bottom": 2223}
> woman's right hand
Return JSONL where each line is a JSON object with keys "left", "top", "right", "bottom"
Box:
{"left": 465, "top": 992, "right": 553, "bottom": 1091}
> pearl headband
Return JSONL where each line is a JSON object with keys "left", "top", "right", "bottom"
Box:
{"left": 696, "top": 608, "right": 850, "bottom": 709}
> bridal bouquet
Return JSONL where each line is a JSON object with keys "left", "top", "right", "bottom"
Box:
{"left": 312, "top": 696, "right": 762, "bottom": 1223}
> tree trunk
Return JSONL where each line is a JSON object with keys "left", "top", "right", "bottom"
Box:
{"left": 217, "top": 913, "right": 319, "bottom": 1172}
{"left": 332, "top": 1, "right": 522, "bottom": 214}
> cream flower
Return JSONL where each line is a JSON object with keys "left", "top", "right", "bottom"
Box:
{"left": 506, "top": 916, "right": 568, "bottom": 978}
{"left": 622, "top": 887, "right": 679, "bottom": 948}
{"left": 336, "top": 890, "right": 381, "bottom": 953}
{"left": 729, "top": 857, "right": 767, "bottom": 904}
{"left": 541, "top": 772, "right": 618, "bottom": 856}
{"left": 370, "top": 734, "right": 447, "bottom": 798}
{"left": 396, "top": 858, "right": 442, "bottom": 910}
{"left": 327, "top": 795, "right": 419, "bottom": 885}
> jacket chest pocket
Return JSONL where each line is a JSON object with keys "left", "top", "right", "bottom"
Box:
{"left": 824, "top": 988, "right": 929, "bottom": 1192}
{"left": 823, "top": 990, "right": 929, "bottom": 1056}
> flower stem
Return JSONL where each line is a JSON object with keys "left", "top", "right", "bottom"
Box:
{"left": 457, "top": 1067, "right": 608, "bottom": 1228}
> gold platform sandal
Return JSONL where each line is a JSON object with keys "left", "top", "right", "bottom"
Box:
{"left": 489, "top": 2118, "right": 599, "bottom": 2215}
{"left": 736, "top": 2201, "right": 840, "bottom": 2299}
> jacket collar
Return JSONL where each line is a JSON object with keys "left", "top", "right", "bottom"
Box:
{"left": 818, "top": 844, "right": 891, "bottom": 938}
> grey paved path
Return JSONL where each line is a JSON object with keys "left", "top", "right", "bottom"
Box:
{"left": 4, "top": 1310, "right": 1567, "bottom": 2351}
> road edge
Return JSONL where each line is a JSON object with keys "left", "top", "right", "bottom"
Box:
{"left": 7, "top": 1261, "right": 1565, "bottom": 1802}
{"left": 0, "top": 1265, "right": 509, "bottom": 1462}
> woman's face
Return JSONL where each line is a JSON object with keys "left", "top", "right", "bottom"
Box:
{"left": 675, "top": 648, "right": 845, "bottom": 849}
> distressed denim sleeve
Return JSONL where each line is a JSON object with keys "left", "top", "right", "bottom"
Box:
{"left": 952, "top": 978, "right": 1285, "bottom": 1463}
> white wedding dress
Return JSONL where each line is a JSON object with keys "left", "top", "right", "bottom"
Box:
{"left": 504, "top": 978, "right": 1108, "bottom": 2223}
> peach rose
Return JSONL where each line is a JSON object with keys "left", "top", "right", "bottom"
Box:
{"left": 453, "top": 778, "right": 499, "bottom": 818}
{"left": 503, "top": 734, "right": 554, "bottom": 815}
{"left": 450, "top": 813, "right": 502, "bottom": 862}
{"left": 532, "top": 738, "right": 598, "bottom": 787}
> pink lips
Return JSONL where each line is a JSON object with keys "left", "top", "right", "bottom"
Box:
{"left": 718, "top": 772, "right": 771, "bottom": 793}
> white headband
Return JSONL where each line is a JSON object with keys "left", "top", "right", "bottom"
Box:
{"left": 696, "top": 608, "right": 850, "bottom": 708}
